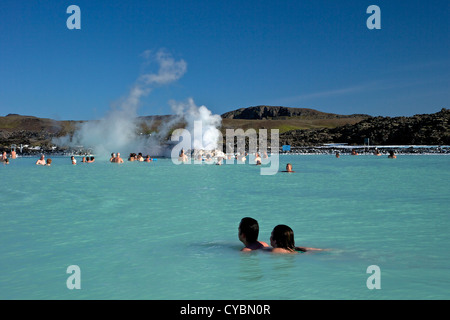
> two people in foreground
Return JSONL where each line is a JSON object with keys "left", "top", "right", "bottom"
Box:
{"left": 238, "top": 217, "right": 326, "bottom": 254}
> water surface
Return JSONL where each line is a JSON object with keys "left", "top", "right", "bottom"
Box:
{"left": 0, "top": 155, "right": 449, "bottom": 299}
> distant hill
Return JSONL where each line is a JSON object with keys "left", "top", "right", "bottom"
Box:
{"left": 0, "top": 107, "right": 449, "bottom": 150}
{"left": 0, "top": 114, "right": 81, "bottom": 149}
{"left": 221, "top": 105, "right": 370, "bottom": 120}
{"left": 220, "top": 106, "right": 371, "bottom": 134}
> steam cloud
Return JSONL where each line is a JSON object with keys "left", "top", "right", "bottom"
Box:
{"left": 170, "top": 98, "right": 222, "bottom": 150}
{"left": 54, "top": 49, "right": 222, "bottom": 157}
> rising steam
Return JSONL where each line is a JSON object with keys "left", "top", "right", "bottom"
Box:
{"left": 53, "top": 49, "right": 222, "bottom": 158}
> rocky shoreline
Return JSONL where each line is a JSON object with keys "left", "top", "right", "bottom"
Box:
{"left": 278, "top": 145, "right": 450, "bottom": 155}
{"left": 278, "top": 108, "right": 450, "bottom": 147}
{"left": 8, "top": 145, "right": 450, "bottom": 158}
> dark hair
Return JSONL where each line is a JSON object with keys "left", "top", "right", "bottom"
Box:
{"left": 90, "top": 157, "right": 95, "bottom": 160}
{"left": 239, "top": 217, "right": 259, "bottom": 243}
{"left": 271, "top": 225, "right": 306, "bottom": 252}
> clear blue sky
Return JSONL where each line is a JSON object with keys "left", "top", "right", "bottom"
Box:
{"left": 0, "top": 0, "right": 448, "bottom": 120}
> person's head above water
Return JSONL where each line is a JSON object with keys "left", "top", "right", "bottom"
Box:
{"left": 270, "top": 225, "right": 326, "bottom": 253}
{"left": 239, "top": 217, "right": 260, "bottom": 244}
{"left": 238, "top": 217, "right": 269, "bottom": 251}
{"left": 270, "top": 225, "right": 296, "bottom": 251}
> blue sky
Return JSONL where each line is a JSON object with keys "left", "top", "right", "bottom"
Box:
{"left": 0, "top": 0, "right": 448, "bottom": 120}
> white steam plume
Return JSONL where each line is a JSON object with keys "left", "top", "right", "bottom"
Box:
{"left": 170, "top": 98, "right": 222, "bottom": 151}
{"left": 55, "top": 49, "right": 187, "bottom": 157}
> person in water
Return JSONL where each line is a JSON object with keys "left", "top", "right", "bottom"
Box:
{"left": 351, "top": 149, "right": 359, "bottom": 156}
{"left": 254, "top": 152, "right": 261, "bottom": 164}
{"left": 110, "top": 153, "right": 116, "bottom": 162}
{"left": 388, "top": 150, "right": 397, "bottom": 159}
{"left": 335, "top": 152, "right": 340, "bottom": 158}
{"left": 71, "top": 156, "right": 77, "bottom": 165}
{"left": 113, "top": 153, "right": 124, "bottom": 163}
{"left": 269, "top": 225, "right": 324, "bottom": 254}
{"left": 36, "top": 154, "right": 46, "bottom": 165}
{"left": 238, "top": 217, "right": 269, "bottom": 252}
{"left": 179, "top": 149, "right": 188, "bottom": 162}
{"left": 282, "top": 163, "right": 295, "bottom": 172}
{"left": 46, "top": 158, "right": 52, "bottom": 166}
{"left": 374, "top": 148, "right": 381, "bottom": 156}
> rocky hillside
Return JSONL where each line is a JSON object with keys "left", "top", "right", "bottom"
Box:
{"left": 279, "top": 108, "right": 450, "bottom": 146}
{"left": 0, "top": 114, "right": 80, "bottom": 150}
{"left": 222, "top": 105, "right": 370, "bottom": 120}
{"left": 220, "top": 106, "right": 371, "bottom": 134}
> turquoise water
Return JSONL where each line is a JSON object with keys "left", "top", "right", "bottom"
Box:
{"left": 0, "top": 155, "right": 449, "bottom": 299}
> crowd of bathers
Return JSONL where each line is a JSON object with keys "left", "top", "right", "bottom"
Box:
{"left": 0, "top": 146, "right": 397, "bottom": 168}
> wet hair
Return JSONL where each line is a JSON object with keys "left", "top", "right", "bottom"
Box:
{"left": 46, "top": 159, "right": 52, "bottom": 165}
{"left": 90, "top": 157, "right": 95, "bottom": 160}
{"left": 271, "top": 225, "right": 306, "bottom": 252}
{"left": 239, "top": 217, "right": 260, "bottom": 243}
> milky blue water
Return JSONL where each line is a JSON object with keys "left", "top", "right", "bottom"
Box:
{"left": 0, "top": 155, "right": 449, "bottom": 299}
